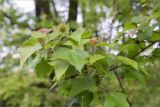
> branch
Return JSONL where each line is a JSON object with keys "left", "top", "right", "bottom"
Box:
{"left": 131, "top": 42, "right": 156, "bottom": 58}
{"left": 30, "top": 82, "right": 50, "bottom": 88}
{"left": 109, "top": 64, "right": 122, "bottom": 71}
{"left": 113, "top": 70, "right": 125, "bottom": 92}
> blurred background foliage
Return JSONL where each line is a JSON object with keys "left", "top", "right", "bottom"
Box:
{"left": 0, "top": 0, "right": 160, "bottom": 107}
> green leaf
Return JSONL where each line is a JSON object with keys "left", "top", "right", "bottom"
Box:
{"left": 120, "top": 43, "right": 140, "bottom": 57}
{"left": 124, "top": 67, "right": 145, "bottom": 84}
{"left": 81, "top": 91, "right": 94, "bottom": 106}
{"left": 67, "top": 49, "right": 89, "bottom": 72}
{"left": 50, "top": 47, "right": 71, "bottom": 61}
{"left": 117, "top": 56, "right": 138, "bottom": 71}
{"left": 70, "top": 28, "right": 85, "bottom": 44}
{"left": 104, "top": 94, "right": 116, "bottom": 107}
{"left": 62, "top": 39, "right": 89, "bottom": 49}
{"left": 46, "top": 32, "right": 62, "bottom": 43}
{"left": 62, "top": 40, "right": 79, "bottom": 48}
{"left": 27, "top": 53, "right": 41, "bottom": 69}
{"left": 35, "top": 59, "right": 53, "bottom": 78}
{"left": 22, "top": 38, "right": 39, "bottom": 46}
{"left": 69, "top": 76, "right": 96, "bottom": 97}
{"left": 95, "top": 42, "right": 110, "bottom": 47}
{"left": 137, "top": 26, "right": 153, "bottom": 41}
{"left": 81, "top": 30, "right": 92, "bottom": 39}
{"left": 27, "top": 50, "right": 47, "bottom": 69}
{"left": 138, "top": 64, "right": 148, "bottom": 76}
{"left": 50, "top": 47, "right": 88, "bottom": 72}
{"left": 19, "top": 43, "right": 42, "bottom": 69}
{"left": 80, "top": 39, "right": 90, "bottom": 45}
{"left": 44, "top": 41, "right": 56, "bottom": 49}
{"left": 31, "top": 31, "right": 45, "bottom": 38}
{"left": 94, "top": 62, "right": 107, "bottom": 74}
{"left": 49, "top": 60, "right": 69, "bottom": 80}
{"left": 153, "top": 48, "right": 160, "bottom": 57}
{"left": 131, "top": 16, "right": 145, "bottom": 24}
{"left": 89, "top": 54, "right": 105, "bottom": 65}
{"left": 150, "top": 32, "right": 160, "bottom": 42}
{"left": 104, "top": 92, "right": 129, "bottom": 107}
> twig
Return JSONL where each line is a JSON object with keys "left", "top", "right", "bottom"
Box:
{"left": 113, "top": 70, "right": 132, "bottom": 106}
{"left": 50, "top": 82, "right": 57, "bottom": 92}
{"left": 131, "top": 42, "right": 155, "bottom": 58}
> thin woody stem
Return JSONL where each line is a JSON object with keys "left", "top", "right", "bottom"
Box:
{"left": 113, "top": 70, "right": 132, "bottom": 106}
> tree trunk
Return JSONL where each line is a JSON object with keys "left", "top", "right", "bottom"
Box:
{"left": 51, "top": 0, "right": 58, "bottom": 17}
{"left": 35, "top": 0, "right": 52, "bottom": 21}
{"left": 68, "top": 0, "right": 78, "bottom": 31}
{"left": 68, "top": 0, "right": 78, "bottom": 22}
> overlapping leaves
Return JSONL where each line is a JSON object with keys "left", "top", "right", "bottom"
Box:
{"left": 19, "top": 25, "right": 152, "bottom": 107}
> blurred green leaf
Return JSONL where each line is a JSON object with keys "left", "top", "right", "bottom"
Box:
{"left": 31, "top": 31, "right": 45, "bottom": 38}
{"left": 70, "top": 28, "right": 85, "bottom": 44}
{"left": 81, "top": 91, "right": 94, "bottom": 106}
{"left": 117, "top": 56, "right": 138, "bottom": 71}
{"left": 46, "top": 32, "right": 62, "bottom": 43}
{"left": 81, "top": 31, "right": 92, "bottom": 39}
{"left": 137, "top": 26, "right": 153, "bottom": 41}
{"left": 50, "top": 47, "right": 71, "bottom": 61}
{"left": 69, "top": 76, "right": 96, "bottom": 97}
{"left": 49, "top": 60, "right": 69, "bottom": 80}
{"left": 35, "top": 59, "right": 53, "bottom": 78}
{"left": 67, "top": 49, "right": 89, "bottom": 72}
{"left": 19, "top": 43, "right": 42, "bottom": 69}
{"left": 120, "top": 44, "right": 140, "bottom": 57}
{"left": 22, "top": 38, "right": 39, "bottom": 46}
{"left": 131, "top": 16, "right": 145, "bottom": 24}
{"left": 89, "top": 54, "right": 105, "bottom": 65}
{"left": 104, "top": 92, "right": 129, "bottom": 107}
{"left": 152, "top": 48, "right": 160, "bottom": 57}
{"left": 50, "top": 47, "right": 89, "bottom": 72}
{"left": 150, "top": 32, "right": 160, "bottom": 41}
